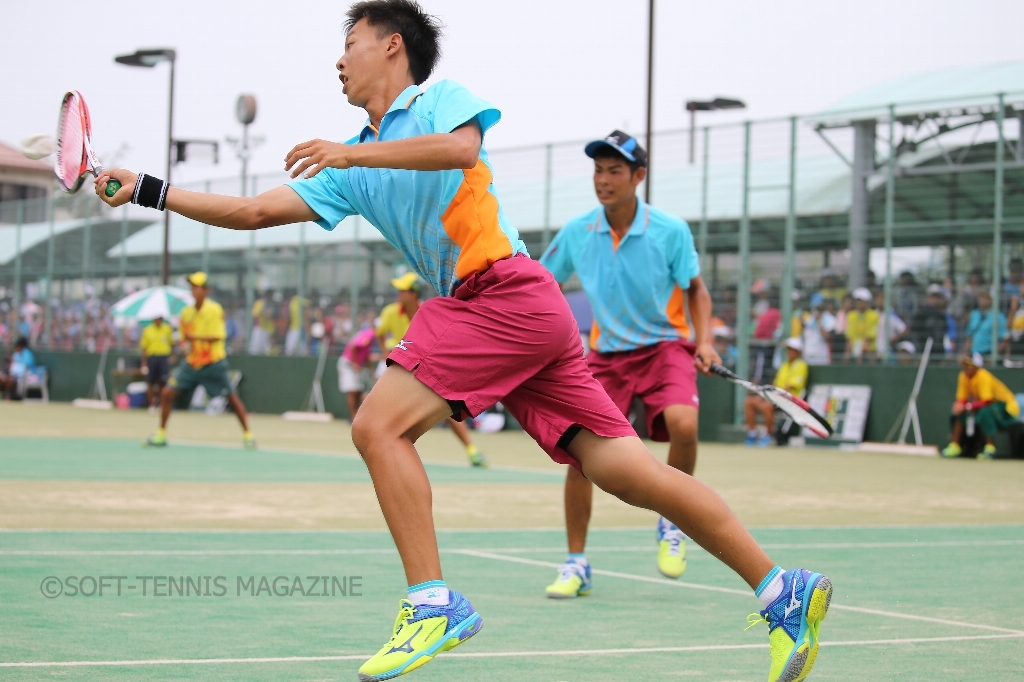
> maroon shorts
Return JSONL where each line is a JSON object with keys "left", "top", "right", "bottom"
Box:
{"left": 387, "top": 256, "right": 635, "bottom": 471}
{"left": 586, "top": 339, "right": 699, "bottom": 442}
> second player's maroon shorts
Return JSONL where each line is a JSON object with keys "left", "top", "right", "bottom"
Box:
{"left": 586, "top": 339, "right": 700, "bottom": 442}
{"left": 386, "top": 255, "right": 635, "bottom": 471}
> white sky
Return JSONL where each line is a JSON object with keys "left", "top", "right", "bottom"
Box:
{"left": 2, "top": 0, "right": 1023, "bottom": 186}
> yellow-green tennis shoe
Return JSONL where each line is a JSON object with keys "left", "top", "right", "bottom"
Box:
{"left": 747, "top": 568, "right": 832, "bottom": 682}
{"left": 144, "top": 431, "right": 167, "bottom": 447}
{"left": 656, "top": 517, "right": 687, "bottom": 579}
{"left": 358, "top": 591, "right": 483, "bottom": 681}
{"left": 545, "top": 560, "right": 592, "bottom": 598}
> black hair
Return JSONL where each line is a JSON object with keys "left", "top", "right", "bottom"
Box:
{"left": 592, "top": 146, "right": 641, "bottom": 174}
{"left": 14, "top": 336, "right": 28, "bottom": 349}
{"left": 345, "top": 0, "right": 443, "bottom": 85}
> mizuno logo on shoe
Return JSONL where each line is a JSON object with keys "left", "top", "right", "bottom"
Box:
{"left": 387, "top": 624, "right": 422, "bottom": 654}
{"left": 783, "top": 579, "right": 802, "bottom": 620}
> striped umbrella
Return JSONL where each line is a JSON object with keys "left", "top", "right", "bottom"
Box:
{"left": 111, "top": 286, "right": 194, "bottom": 327}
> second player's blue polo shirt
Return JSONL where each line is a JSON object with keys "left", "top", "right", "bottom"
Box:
{"left": 540, "top": 198, "right": 700, "bottom": 353}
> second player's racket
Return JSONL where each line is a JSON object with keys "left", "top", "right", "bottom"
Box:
{"left": 55, "top": 91, "right": 120, "bottom": 197}
{"left": 708, "top": 362, "right": 834, "bottom": 439}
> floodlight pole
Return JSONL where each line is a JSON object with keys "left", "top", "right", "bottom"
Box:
{"left": 689, "top": 107, "right": 697, "bottom": 164}
{"left": 645, "top": 0, "right": 654, "bottom": 204}
{"left": 992, "top": 92, "right": 1005, "bottom": 365}
{"left": 115, "top": 48, "right": 176, "bottom": 285}
{"left": 883, "top": 104, "right": 896, "bottom": 362}
{"left": 734, "top": 121, "right": 752, "bottom": 425}
{"left": 162, "top": 57, "right": 175, "bottom": 285}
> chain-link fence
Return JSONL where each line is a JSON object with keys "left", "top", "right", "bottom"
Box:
{"left": 2, "top": 90, "right": 1023, "bottom": 373}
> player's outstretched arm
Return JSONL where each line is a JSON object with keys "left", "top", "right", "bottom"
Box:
{"left": 94, "top": 170, "right": 319, "bottom": 230}
{"left": 285, "top": 122, "right": 482, "bottom": 179}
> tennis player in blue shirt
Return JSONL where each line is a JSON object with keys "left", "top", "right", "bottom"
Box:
{"left": 96, "top": 2, "right": 831, "bottom": 680}
{"left": 541, "top": 131, "right": 718, "bottom": 595}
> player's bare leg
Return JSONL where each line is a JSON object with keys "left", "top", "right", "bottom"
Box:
{"left": 447, "top": 417, "right": 472, "bottom": 445}
{"left": 564, "top": 465, "right": 592, "bottom": 554}
{"left": 568, "top": 429, "right": 774, "bottom": 588}
{"left": 346, "top": 390, "right": 363, "bottom": 420}
{"left": 350, "top": 365, "right": 451, "bottom": 585}
{"left": 663, "top": 404, "right": 698, "bottom": 475}
{"left": 159, "top": 387, "right": 176, "bottom": 429}
{"left": 448, "top": 416, "right": 487, "bottom": 467}
{"left": 227, "top": 394, "right": 251, "bottom": 432}
{"left": 553, "top": 402, "right": 697, "bottom": 592}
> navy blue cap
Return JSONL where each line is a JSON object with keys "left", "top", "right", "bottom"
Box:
{"left": 584, "top": 130, "right": 648, "bottom": 167}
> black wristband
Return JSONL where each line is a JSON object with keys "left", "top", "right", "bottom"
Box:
{"left": 133, "top": 173, "right": 169, "bottom": 211}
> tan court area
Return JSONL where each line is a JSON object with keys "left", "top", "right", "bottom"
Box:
{"left": 2, "top": 401, "right": 1023, "bottom": 530}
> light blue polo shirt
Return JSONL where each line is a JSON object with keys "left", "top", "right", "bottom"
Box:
{"left": 287, "top": 80, "right": 528, "bottom": 297}
{"left": 540, "top": 198, "right": 700, "bottom": 353}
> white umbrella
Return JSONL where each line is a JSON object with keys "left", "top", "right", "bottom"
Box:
{"left": 111, "top": 286, "right": 194, "bottom": 327}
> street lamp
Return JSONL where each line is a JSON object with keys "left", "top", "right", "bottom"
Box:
{"left": 115, "top": 48, "right": 176, "bottom": 285}
{"left": 686, "top": 97, "right": 745, "bottom": 164}
{"left": 225, "top": 94, "right": 265, "bottom": 345}
{"left": 225, "top": 94, "right": 265, "bottom": 198}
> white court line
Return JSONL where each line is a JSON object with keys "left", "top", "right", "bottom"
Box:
{"left": 2, "top": 523, "right": 1023, "bottom": 534}
{"left": 0, "top": 549, "right": 398, "bottom": 556}
{"left": 454, "top": 550, "right": 1024, "bottom": 635}
{"left": 5, "top": 537, "right": 1024, "bottom": 557}
{"left": 2, "top": 633, "right": 1022, "bottom": 668}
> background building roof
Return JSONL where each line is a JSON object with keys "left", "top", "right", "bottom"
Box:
{"left": 0, "top": 141, "right": 54, "bottom": 176}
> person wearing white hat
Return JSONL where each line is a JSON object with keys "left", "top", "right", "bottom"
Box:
{"left": 844, "top": 287, "right": 879, "bottom": 362}
{"left": 744, "top": 337, "right": 808, "bottom": 446}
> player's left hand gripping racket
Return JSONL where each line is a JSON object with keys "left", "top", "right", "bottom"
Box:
{"left": 707, "top": 361, "right": 835, "bottom": 439}
{"left": 55, "top": 91, "right": 121, "bottom": 197}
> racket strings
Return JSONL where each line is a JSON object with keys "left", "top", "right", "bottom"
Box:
{"left": 58, "top": 98, "right": 85, "bottom": 187}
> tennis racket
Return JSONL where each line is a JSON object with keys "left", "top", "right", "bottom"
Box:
{"left": 707, "top": 362, "right": 834, "bottom": 439}
{"left": 55, "top": 91, "right": 121, "bottom": 197}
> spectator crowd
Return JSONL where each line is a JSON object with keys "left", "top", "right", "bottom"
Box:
{"left": 5, "top": 259, "right": 1024, "bottom": 370}
{"left": 0, "top": 285, "right": 381, "bottom": 361}
{"left": 708, "top": 259, "right": 1024, "bottom": 369}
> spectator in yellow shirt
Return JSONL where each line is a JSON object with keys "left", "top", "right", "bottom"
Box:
{"left": 941, "top": 353, "right": 1020, "bottom": 459}
{"left": 146, "top": 272, "right": 255, "bottom": 450}
{"left": 249, "top": 293, "right": 275, "bottom": 355}
{"left": 139, "top": 315, "right": 174, "bottom": 410}
{"left": 744, "top": 338, "right": 809, "bottom": 447}
{"left": 376, "top": 272, "right": 486, "bottom": 467}
{"left": 844, "top": 287, "right": 879, "bottom": 362}
{"left": 285, "top": 292, "right": 310, "bottom": 356}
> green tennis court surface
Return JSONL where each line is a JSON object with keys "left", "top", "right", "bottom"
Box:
{"left": 2, "top": 526, "right": 1023, "bottom": 681}
{"left": 0, "top": 437, "right": 564, "bottom": 484}
{"left": 2, "top": 426, "right": 1023, "bottom": 680}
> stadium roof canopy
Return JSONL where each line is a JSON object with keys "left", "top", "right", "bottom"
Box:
{"left": 0, "top": 216, "right": 151, "bottom": 272}
{"left": 813, "top": 61, "right": 1024, "bottom": 124}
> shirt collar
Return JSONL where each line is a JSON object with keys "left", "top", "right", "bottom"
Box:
{"left": 597, "top": 197, "right": 650, "bottom": 240}
{"left": 360, "top": 85, "right": 423, "bottom": 141}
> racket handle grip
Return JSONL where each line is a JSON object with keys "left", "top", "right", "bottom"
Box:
{"left": 105, "top": 179, "right": 122, "bottom": 197}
